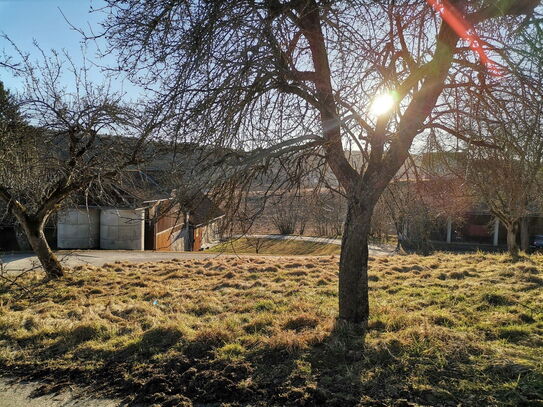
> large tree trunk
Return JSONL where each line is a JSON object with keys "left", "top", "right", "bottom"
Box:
{"left": 338, "top": 196, "right": 374, "bottom": 326}
{"left": 506, "top": 221, "right": 520, "bottom": 259}
{"left": 17, "top": 215, "right": 64, "bottom": 278}
{"left": 14, "top": 224, "right": 31, "bottom": 251}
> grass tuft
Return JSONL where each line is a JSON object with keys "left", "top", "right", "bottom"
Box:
{"left": 69, "top": 322, "right": 114, "bottom": 344}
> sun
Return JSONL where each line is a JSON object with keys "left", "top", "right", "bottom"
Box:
{"left": 370, "top": 93, "right": 396, "bottom": 116}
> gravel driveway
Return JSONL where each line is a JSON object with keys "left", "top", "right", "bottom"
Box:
{"left": 0, "top": 378, "right": 122, "bottom": 407}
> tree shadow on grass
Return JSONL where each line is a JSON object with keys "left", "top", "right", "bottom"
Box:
{"left": 5, "top": 320, "right": 543, "bottom": 406}
{"left": 246, "top": 321, "right": 543, "bottom": 407}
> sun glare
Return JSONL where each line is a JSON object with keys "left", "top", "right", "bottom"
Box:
{"left": 370, "top": 93, "right": 395, "bottom": 116}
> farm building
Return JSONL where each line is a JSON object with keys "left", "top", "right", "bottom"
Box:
{"left": 57, "top": 197, "right": 223, "bottom": 251}
{"left": 0, "top": 170, "right": 224, "bottom": 252}
{"left": 57, "top": 170, "right": 224, "bottom": 252}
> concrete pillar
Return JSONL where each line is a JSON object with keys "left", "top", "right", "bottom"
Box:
{"left": 446, "top": 217, "right": 452, "bottom": 243}
{"left": 184, "top": 211, "right": 192, "bottom": 251}
{"left": 493, "top": 218, "right": 500, "bottom": 246}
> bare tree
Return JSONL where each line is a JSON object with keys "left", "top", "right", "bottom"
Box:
{"left": 308, "top": 190, "right": 346, "bottom": 237}
{"left": 246, "top": 236, "right": 269, "bottom": 254}
{"left": 370, "top": 198, "right": 394, "bottom": 244}
{"left": 457, "top": 85, "right": 543, "bottom": 258}
{"left": 0, "top": 47, "right": 155, "bottom": 278}
{"left": 384, "top": 178, "right": 468, "bottom": 252}
{"left": 97, "top": 1, "right": 541, "bottom": 324}
{"left": 270, "top": 194, "right": 308, "bottom": 235}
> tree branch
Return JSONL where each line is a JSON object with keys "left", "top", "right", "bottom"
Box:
{"left": 425, "top": 123, "right": 500, "bottom": 149}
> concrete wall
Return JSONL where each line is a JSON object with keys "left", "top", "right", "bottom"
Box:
{"left": 100, "top": 209, "right": 145, "bottom": 250}
{"left": 57, "top": 208, "right": 100, "bottom": 249}
{"left": 201, "top": 222, "right": 221, "bottom": 249}
{"left": 169, "top": 228, "right": 186, "bottom": 251}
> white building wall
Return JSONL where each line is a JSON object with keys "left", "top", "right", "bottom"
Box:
{"left": 201, "top": 221, "right": 221, "bottom": 249}
{"left": 57, "top": 208, "right": 100, "bottom": 249}
{"left": 100, "top": 209, "right": 145, "bottom": 250}
{"left": 169, "top": 228, "right": 186, "bottom": 251}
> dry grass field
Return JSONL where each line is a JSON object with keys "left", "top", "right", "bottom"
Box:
{"left": 0, "top": 253, "right": 542, "bottom": 406}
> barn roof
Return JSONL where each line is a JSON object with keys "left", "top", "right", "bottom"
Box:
{"left": 187, "top": 194, "right": 224, "bottom": 226}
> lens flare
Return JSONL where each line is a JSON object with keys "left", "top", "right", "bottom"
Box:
{"left": 371, "top": 93, "right": 395, "bottom": 116}
{"left": 425, "top": 0, "right": 501, "bottom": 76}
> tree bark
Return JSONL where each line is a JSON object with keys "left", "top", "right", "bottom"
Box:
{"left": 338, "top": 195, "right": 374, "bottom": 326}
{"left": 506, "top": 221, "right": 520, "bottom": 259}
{"left": 17, "top": 215, "right": 64, "bottom": 278}
{"left": 14, "top": 224, "right": 31, "bottom": 251}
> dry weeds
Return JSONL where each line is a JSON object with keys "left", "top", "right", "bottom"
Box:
{"left": 0, "top": 252, "right": 542, "bottom": 406}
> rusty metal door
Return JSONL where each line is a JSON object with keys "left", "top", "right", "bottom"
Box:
{"left": 152, "top": 202, "right": 184, "bottom": 251}
{"left": 193, "top": 227, "right": 203, "bottom": 251}
{"left": 155, "top": 228, "right": 172, "bottom": 251}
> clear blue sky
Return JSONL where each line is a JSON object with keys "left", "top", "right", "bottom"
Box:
{"left": 0, "top": 0, "right": 140, "bottom": 99}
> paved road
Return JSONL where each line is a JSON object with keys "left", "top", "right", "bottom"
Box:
{"left": 243, "top": 234, "right": 394, "bottom": 256}
{"left": 0, "top": 250, "right": 217, "bottom": 273}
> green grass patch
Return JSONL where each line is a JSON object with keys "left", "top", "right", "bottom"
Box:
{"left": 206, "top": 237, "right": 341, "bottom": 255}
